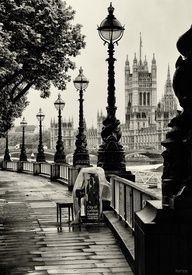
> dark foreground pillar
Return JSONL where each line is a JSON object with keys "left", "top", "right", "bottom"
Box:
{"left": 135, "top": 25, "right": 192, "bottom": 275}
{"left": 135, "top": 200, "right": 192, "bottom": 275}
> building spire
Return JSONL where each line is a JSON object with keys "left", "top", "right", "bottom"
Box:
{"left": 167, "top": 64, "right": 171, "bottom": 80}
{"left": 139, "top": 32, "right": 142, "bottom": 64}
{"left": 125, "top": 54, "right": 129, "bottom": 64}
{"left": 144, "top": 55, "right": 148, "bottom": 71}
{"left": 152, "top": 53, "right": 156, "bottom": 63}
{"left": 166, "top": 64, "right": 172, "bottom": 89}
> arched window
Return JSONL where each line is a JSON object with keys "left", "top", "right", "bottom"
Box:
{"left": 143, "top": 92, "right": 146, "bottom": 105}
{"left": 147, "top": 93, "right": 150, "bottom": 105}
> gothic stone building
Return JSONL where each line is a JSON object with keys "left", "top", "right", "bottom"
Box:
{"left": 122, "top": 35, "right": 177, "bottom": 151}
{"left": 50, "top": 35, "right": 177, "bottom": 153}
{"left": 85, "top": 59, "right": 177, "bottom": 152}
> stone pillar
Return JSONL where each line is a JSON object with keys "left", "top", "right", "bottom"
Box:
{"left": 68, "top": 166, "right": 79, "bottom": 191}
{"left": 1, "top": 161, "right": 7, "bottom": 170}
{"left": 33, "top": 163, "right": 41, "bottom": 175}
{"left": 135, "top": 200, "right": 192, "bottom": 275}
{"left": 17, "top": 161, "right": 23, "bottom": 173}
{"left": 50, "top": 164, "right": 60, "bottom": 181}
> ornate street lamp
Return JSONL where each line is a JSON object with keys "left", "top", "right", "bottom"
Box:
{"left": 54, "top": 93, "right": 66, "bottom": 163}
{"left": 36, "top": 108, "right": 46, "bottom": 162}
{"left": 4, "top": 131, "right": 11, "bottom": 162}
{"left": 97, "top": 3, "right": 126, "bottom": 172}
{"left": 20, "top": 117, "right": 27, "bottom": 161}
{"left": 73, "top": 67, "right": 90, "bottom": 167}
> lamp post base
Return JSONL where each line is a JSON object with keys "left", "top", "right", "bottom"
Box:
{"left": 54, "top": 138, "right": 66, "bottom": 164}
{"left": 36, "top": 144, "right": 46, "bottom": 163}
{"left": 97, "top": 142, "right": 126, "bottom": 172}
{"left": 36, "top": 154, "right": 46, "bottom": 163}
{"left": 73, "top": 150, "right": 90, "bottom": 168}
{"left": 54, "top": 152, "right": 66, "bottom": 164}
{"left": 4, "top": 149, "right": 11, "bottom": 162}
{"left": 20, "top": 149, "right": 27, "bottom": 162}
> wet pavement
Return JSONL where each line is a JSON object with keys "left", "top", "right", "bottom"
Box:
{"left": 0, "top": 171, "right": 133, "bottom": 275}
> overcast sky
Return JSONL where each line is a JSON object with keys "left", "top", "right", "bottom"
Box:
{"left": 15, "top": 0, "right": 192, "bottom": 128}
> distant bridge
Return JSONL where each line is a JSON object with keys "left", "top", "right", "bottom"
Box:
{"left": 5, "top": 149, "right": 97, "bottom": 164}
{"left": 3, "top": 148, "right": 162, "bottom": 164}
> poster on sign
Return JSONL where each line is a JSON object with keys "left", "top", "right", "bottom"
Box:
{"left": 85, "top": 173, "right": 100, "bottom": 223}
{"left": 72, "top": 167, "right": 111, "bottom": 224}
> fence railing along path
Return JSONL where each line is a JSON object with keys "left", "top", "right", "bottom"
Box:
{"left": 1, "top": 160, "right": 78, "bottom": 191}
{"left": 2, "top": 160, "right": 162, "bottom": 232}
{"left": 110, "top": 174, "right": 161, "bottom": 231}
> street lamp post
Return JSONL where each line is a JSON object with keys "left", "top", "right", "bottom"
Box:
{"left": 97, "top": 3, "right": 126, "bottom": 172}
{"left": 54, "top": 93, "right": 66, "bottom": 163}
{"left": 73, "top": 67, "right": 90, "bottom": 167}
{"left": 20, "top": 117, "right": 27, "bottom": 161}
{"left": 4, "top": 131, "right": 11, "bottom": 162}
{"left": 36, "top": 108, "right": 46, "bottom": 162}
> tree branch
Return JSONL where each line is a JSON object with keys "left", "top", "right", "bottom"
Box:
{"left": 0, "top": 69, "right": 23, "bottom": 90}
{"left": 10, "top": 77, "right": 25, "bottom": 100}
{"left": 12, "top": 82, "right": 34, "bottom": 103}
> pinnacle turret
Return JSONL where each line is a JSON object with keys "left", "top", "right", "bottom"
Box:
{"left": 165, "top": 64, "right": 172, "bottom": 93}
{"left": 125, "top": 55, "right": 129, "bottom": 65}
{"left": 152, "top": 53, "right": 156, "bottom": 64}
{"left": 139, "top": 32, "right": 142, "bottom": 65}
{"left": 167, "top": 64, "right": 171, "bottom": 83}
{"left": 144, "top": 55, "right": 148, "bottom": 71}
{"left": 151, "top": 53, "right": 156, "bottom": 77}
{"left": 125, "top": 55, "right": 130, "bottom": 72}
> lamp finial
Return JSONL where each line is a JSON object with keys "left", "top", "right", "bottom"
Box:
{"left": 108, "top": 2, "right": 114, "bottom": 14}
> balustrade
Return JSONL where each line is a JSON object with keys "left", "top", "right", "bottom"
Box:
{"left": 110, "top": 174, "right": 161, "bottom": 230}
{"left": 0, "top": 160, "right": 75, "bottom": 189}
{"left": 40, "top": 163, "right": 51, "bottom": 176}
{"left": 6, "top": 161, "right": 17, "bottom": 171}
{"left": 23, "top": 161, "right": 33, "bottom": 173}
{"left": 59, "top": 164, "right": 69, "bottom": 182}
{"left": 1, "top": 160, "right": 162, "bottom": 229}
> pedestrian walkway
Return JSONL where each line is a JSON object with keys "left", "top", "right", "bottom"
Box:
{"left": 0, "top": 171, "right": 133, "bottom": 275}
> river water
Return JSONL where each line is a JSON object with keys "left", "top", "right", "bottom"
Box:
{"left": 126, "top": 162, "right": 163, "bottom": 172}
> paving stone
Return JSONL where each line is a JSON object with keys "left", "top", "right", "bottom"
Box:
{"left": 47, "top": 268, "right": 111, "bottom": 274}
{"left": 96, "top": 262, "right": 130, "bottom": 268}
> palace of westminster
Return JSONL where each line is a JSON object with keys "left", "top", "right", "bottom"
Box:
{"left": 6, "top": 33, "right": 178, "bottom": 155}
{"left": 9, "top": 36, "right": 177, "bottom": 154}
{"left": 49, "top": 36, "right": 178, "bottom": 153}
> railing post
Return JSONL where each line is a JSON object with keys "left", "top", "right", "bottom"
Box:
{"left": 124, "top": 184, "right": 127, "bottom": 224}
{"left": 130, "top": 187, "right": 134, "bottom": 229}
{"left": 1, "top": 161, "right": 7, "bottom": 170}
{"left": 110, "top": 175, "right": 115, "bottom": 211}
{"left": 50, "top": 163, "right": 60, "bottom": 181}
{"left": 17, "top": 161, "right": 23, "bottom": 173}
{"left": 33, "top": 162, "right": 41, "bottom": 175}
{"left": 68, "top": 166, "right": 79, "bottom": 191}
